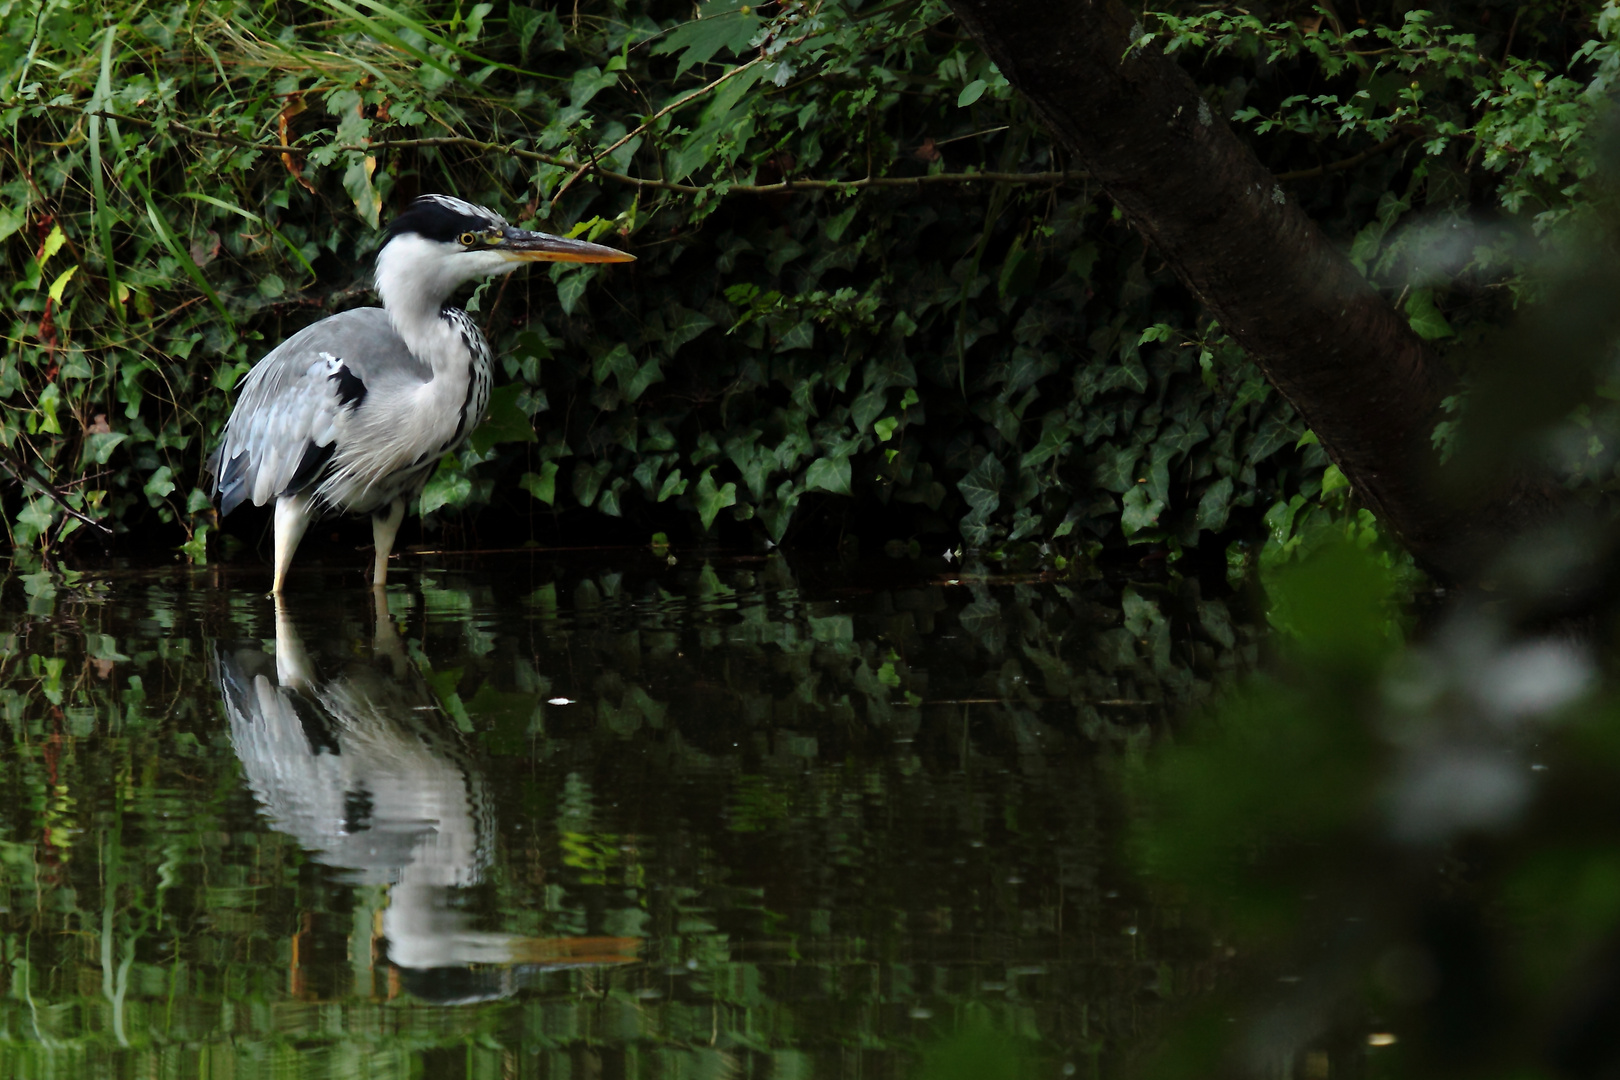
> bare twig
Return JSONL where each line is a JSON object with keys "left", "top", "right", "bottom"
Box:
{"left": 0, "top": 449, "right": 113, "bottom": 536}
{"left": 1274, "top": 130, "right": 1410, "bottom": 182}
{"left": 66, "top": 109, "right": 1089, "bottom": 198}
{"left": 549, "top": 54, "right": 769, "bottom": 209}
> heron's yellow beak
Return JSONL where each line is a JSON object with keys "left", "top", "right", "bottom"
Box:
{"left": 499, "top": 227, "right": 635, "bottom": 264}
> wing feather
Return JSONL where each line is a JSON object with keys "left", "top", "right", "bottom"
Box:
{"left": 213, "top": 308, "right": 429, "bottom": 515}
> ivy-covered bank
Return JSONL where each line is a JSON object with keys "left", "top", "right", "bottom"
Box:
{"left": 0, "top": 0, "right": 1609, "bottom": 566}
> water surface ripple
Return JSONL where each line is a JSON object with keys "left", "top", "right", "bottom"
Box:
{"left": 0, "top": 555, "right": 1256, "bottom": 1078}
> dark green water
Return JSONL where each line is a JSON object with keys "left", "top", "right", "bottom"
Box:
{"left": 0, "top": 554, "right": 1258, "bottom": 1079}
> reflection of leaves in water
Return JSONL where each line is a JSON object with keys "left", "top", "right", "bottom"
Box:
{"left": 915, "top": 1023, "right": 1038, "bottom": 1080}
{"left": 959, "top": 597, "right": 1004, "bottom": 655}
{"left": 0, "top": 557, "right": 1264, "bottom": 1074}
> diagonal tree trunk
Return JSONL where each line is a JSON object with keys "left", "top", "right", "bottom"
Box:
{"left": 942, "top": 0, "right": 1560, "bottom": 581}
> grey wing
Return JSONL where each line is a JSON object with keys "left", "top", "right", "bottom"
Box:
{"left": 212, "top": 308, "right": 428, "bottom": 515}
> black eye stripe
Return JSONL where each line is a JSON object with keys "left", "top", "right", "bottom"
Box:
{"left": 386, "top": 195, "right": 508, "bottom": 245}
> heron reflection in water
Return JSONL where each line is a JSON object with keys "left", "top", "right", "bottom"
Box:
{"left": 213, "top": 594, "right": 637, "bottom": 1003}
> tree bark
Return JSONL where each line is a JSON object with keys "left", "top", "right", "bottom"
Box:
{"left": 943, "top": 0, "right": 1559, "bottom": 580}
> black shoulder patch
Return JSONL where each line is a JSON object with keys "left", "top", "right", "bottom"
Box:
{"left": 330, "top": 364, "right": 367, "bottom": 410}
{"left": 288, "top": 440, "right": 336, "bottom": 494}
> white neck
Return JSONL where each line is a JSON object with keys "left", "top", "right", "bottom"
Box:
{"left": 373, "top": 234, "right": 516, "bottom": 369}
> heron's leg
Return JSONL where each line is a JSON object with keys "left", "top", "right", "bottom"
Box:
{"left": 272, "top": 492, "right": 315, "bottom": 594}
{"left": 371, "top": 497, "right": 407, "bottom": 588}
{"left": 272, "top": 595, "right": 315, "bottom": 692}
{"left": 371, "top": 583, "right": 408, "bottom": 679}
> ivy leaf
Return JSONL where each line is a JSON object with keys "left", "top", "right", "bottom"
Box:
{"left": 1122, "top": 484, "right": 1165, "bottom": 535}
{"left": 144, "top": 465, "right": 176, "bottom": 503}
{"left": 776, "top": 319, "right": 815, "bottom": 351}
{"left": 510, "top": 5, "right": 562, "bottom": 57}
{"left": 569, "top": 65, "right": 620, "bottom": 109}
{"left": 520, "top": 463, "right": 559, "bottom": 505}
{"left": 79, "top": 431, "right": 126, "bottom": 468}
{"left": 1121, "top": 587, "right": 1164, "bottom": 637}
{"left": 852, "top": 388, "right": 886, "bottom": 432}
{"left": 1093, "top": 445, "right": 1139, "bottom": 493}
{"left": 0, "top": 205, "right": 23, "bottom": 245}
{"left": 662, "top": 305, "right": 716, "bottom": 354}
{"left": 805, "top": 455, "right": 852, "bottom": 496}
{"left": 16, "top": 498, "right": 55, "bottom": 544}
{"left": 1404, "top": 288, "right": 1454, "bottom": 340}
{"left": 180, "top": 522, "right": 209, "bottom": 564}
{"left": 593, "top": 342, "right": 637, "bottom": 386}
{"left": 1247, "top": 413, "right": 1300, "bottom": 465}
{"left": 624, "top": 356, "right": 665, "bottom": 403}
{"left": 598, "top": 477, "right": 626, "bottom": 517}
{"left": 470, "top": 384, "right": 537, "bottom": 454}
{"left": 957, "top": 453, "right": 1005, "bottom": 520}
{"left": 1020, "top": 412, "right": 1074, "bottom": 470}
{"left": 658, "top": 468, "right": 689, "bottom": 502}
{"left": 760, "top": 480, "right": 801, "bottom": 542}
{"left": 554, "top": 266, "right": 597, "bottom": 316}
{"left": 574, "top": 459, "right": 611, "bottom": 508}
{"left": 1195, "top": 476, "right": 1234, "bottom": 532}
{"left": 958, "top": 598, "right": 1004, "bottom": 653}
{"left": 633, "top": 453, "right": 668, "bottom": 496}
{"left": 728, "top": 435, "right": 773, "bottom": 500}
{"left": 420, "top": 458, "right": 472, "bottom": 516}
{"left": 696, "top": 466, "right": 737, "bottom": 529}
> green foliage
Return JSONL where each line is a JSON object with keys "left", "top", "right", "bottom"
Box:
{"left": 0, "top": 0, "right": 1325, "bottom": 567}
{"left": 1125, "top": 520, "right": 1620, "bottom": 1076}
{"left": 6, "top": 0, "right": 1614, "bottom": 568}
{"left": 0, "top": 558, "right": 1265, "bottom": 1073}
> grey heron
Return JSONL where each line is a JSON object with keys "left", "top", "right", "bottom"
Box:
{"left": 211, "top": 194, "right": 633, "bottom": 593}
{"left": 214, "top": 594, "right": 640, "bottom": 1001}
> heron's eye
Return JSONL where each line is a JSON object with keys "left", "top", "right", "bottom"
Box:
{"left": 458, "top": 231, "right": 478, "bottom": 247}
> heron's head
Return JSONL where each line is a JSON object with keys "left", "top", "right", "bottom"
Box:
{"left": 375, "top": 194, "right": 634, "bottom": 312}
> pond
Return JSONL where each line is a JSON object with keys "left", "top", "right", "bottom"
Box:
{"left": 0, "top": 553, "right": 1261, "bottom": 1079}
